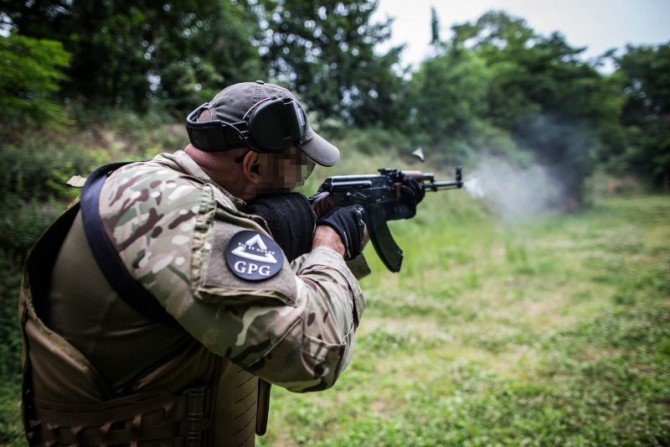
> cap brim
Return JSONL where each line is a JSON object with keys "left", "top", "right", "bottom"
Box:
{"left": 301, "top": 131, "right": 340, "bottom": 167}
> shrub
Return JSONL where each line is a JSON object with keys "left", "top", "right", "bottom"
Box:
{"left": 0, "top": 34, "right": 71, "bottom": 130}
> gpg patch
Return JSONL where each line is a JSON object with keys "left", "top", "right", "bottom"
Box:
{"left": 225, "top": 231, "right": 284, "bottom": 281}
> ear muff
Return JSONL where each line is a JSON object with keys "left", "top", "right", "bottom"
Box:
{"left": 185, "top": 97, "right": 308, "bottom": 153}
{"left": 248, "top": 98, "right": 307, "bottom": 153}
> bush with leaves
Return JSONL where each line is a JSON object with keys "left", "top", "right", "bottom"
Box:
{"left": 0, "top": 33, "right": 70, "bottom": 129}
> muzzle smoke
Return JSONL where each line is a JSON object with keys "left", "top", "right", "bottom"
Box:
{"left": 464, "top": 157, "right": 563, "bottom": 221}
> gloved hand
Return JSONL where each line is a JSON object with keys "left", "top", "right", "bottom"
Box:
{"left": 400, "top": 176, "right": 425, "bottom": 210}
{"left": 391, "top": 176, "right": 426, "bottom": 219}
{"left": 317, "top": 205, "right": 366, "bottom": 260}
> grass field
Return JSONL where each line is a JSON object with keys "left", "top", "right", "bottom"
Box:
{"left": 257, "top": 193, "right": 670, "bottom": 446}
{"left": 1, "top": 189, "right": 668, "bottom": 445}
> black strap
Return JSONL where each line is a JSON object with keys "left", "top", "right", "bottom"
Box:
{"left": 80, "top": 162, "right": 178, "bottom": 326}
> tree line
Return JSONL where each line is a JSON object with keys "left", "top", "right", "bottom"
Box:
{"left": 1, "top": 1, "right": 669, "bottom": 204}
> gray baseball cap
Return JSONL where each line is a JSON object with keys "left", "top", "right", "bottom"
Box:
{"left": 204, "top": 81, "right": 340, "bottom": 167}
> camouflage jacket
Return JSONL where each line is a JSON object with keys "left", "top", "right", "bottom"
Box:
{"left": 91, "top": 150, "right": 366, "bottom": 392}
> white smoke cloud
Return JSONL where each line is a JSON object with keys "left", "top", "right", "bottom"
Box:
{"left": 464, "top": 157, "right": 563, "bottom": 221}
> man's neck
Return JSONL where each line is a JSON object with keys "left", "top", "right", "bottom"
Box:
{"left": 184, "top": 146, "right": 255, "bottom": 200}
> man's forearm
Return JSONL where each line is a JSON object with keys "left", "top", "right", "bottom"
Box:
{"left": 312, "top": 225, "right": 345, "bottom": 256}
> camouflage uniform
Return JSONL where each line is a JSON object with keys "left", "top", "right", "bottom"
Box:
{"left": 20, "top": 150, "right": 366, "bottom": 446}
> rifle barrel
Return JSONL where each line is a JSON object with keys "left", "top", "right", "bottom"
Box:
{"left": 425, "top": 180, "right": 463, "bottom": 191}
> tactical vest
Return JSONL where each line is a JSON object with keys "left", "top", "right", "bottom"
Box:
{"left": 20, "top": 198, "right": 269, "bottom": 446}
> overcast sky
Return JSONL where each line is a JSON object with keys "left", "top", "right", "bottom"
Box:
{"left": 374, "top": 0, "right": 670, "bottom": 69}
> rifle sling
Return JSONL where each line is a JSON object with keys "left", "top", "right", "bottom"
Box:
{"left": 80, "top": 162, "right": 178, "bottom": 327}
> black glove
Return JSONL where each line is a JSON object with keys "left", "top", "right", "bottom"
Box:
{"left": 400, "top": 177, "right": 425, "bottom": 209}
{"left": 392, "top": 176, "right": 425, "bottom": 219}
{"left": 317, "top": 205, "right": 366, "bottom": 260}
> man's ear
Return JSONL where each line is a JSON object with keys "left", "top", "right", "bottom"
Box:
{"left": 242, "top": 151, "right": 262, "bottom": 183}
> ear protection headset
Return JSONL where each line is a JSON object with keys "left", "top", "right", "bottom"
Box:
{"left": 185, "top": 97, "right": 308, "bottom": 153}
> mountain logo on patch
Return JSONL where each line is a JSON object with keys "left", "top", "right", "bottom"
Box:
{"left": 231, "top": 233, "right": 278, "bottom": 264}
{"left": 225, "top": 231, "right": 284, "bottom": 281}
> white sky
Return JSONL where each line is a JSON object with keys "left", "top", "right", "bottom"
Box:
{"left": 374, "top": 0, "right": 670, "bottom": 69}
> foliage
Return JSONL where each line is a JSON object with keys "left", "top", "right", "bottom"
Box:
{"left": 257, "top": 0, "right": 407, "bottom": 128}
{"left": 414, "top": 10, "right": 627, "bottom": 206}
{"left": 1, "top": 0, "right": 264, "bottom": 112}
{"left": 408, "top": 50, "right": 490, "bottom": 148}
{"left": 332, "top": 126, "right": 410, "bottom": 156}
{"left": 0, "top": 3, "right": 667, "bottom": 191}
{"left": 0, "top": 33, "right": 70, "bottom": 128}
{"left": 613, "top": 42, "right": 670, "bottom": 189}
{"left": 0, "top": 113, "right": 186, "bottom": 320}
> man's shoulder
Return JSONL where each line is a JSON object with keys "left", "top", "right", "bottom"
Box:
{"left": 100, "top": 159, "right": 223, "bottom": 215}
{"left": 98, "top": 160, "right": 210, "bottom": 258}
{"left": 110, "top": 159, "right": 202, "bottom": 191}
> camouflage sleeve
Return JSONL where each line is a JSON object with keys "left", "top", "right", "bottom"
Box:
{"left": 291, "top": 252, "right": 371, "bottom": 280}
{"left": 180, "top": 206, "right": 366, "bottom": 392}
{"left": 100, "top": 164, "right": 365, "bottom": 392}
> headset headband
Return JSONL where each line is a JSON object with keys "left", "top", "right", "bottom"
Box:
{"left": 185, "top": 97, "right": 308, "bottom": 153}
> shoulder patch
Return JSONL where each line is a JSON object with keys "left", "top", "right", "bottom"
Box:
{"left": 225, "top": 231, "right": 284, "bottom": 281}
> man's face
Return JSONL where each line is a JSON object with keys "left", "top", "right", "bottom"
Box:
{"left": 257, "top": 147, "right": 315, "bottom": 195}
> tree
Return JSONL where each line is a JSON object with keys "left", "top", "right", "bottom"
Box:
{"left": 257, "top": 0, "right": 407, "bottom": 128}
{"left": 430, "top": 7, "right": 440, "bottom": 46}
{"left": 1, "top": 1, "right": 264, "bottom": 112}
{"left": 446, "top": 11, "right": 625, "bottom": 206}
{"left": 0, "top": 34, "right": 70, "bottom": 128}
{"left": 408, "top": 50, "right": 489, "bottom": 148}
{"left": 614, "top": 43, "right": 670, "bottom": 189}
{"left": 148, "top": 1, "right": 265, "bottom": 111}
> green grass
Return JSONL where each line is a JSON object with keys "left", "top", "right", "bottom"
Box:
{"left": 256, "top": 195, "right": 670, "bottom": 447}
{"left": 0, "top": 140, "right": 668, "bottom": 445}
